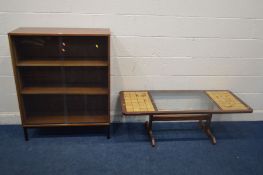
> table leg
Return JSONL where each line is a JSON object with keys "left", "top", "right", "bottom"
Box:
{"left": 107, "top": 125, "right": 111, "bottom": 139}
{"left": 199, "top": 115, "right": 216, "bottom": 144}
{"left": 23, "top": 127, "right": 29, "bottom": 141}
{"left": 145, "top": 115, "right": 156, "bottom": 147}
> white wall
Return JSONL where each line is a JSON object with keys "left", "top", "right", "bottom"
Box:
{"left": 0, "top": 0, "right": 263, "bottom": 123}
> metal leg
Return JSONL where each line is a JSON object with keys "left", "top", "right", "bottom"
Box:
{"left": 198, "top": 120, "right": 203, "bottom": 128}
{"left": 107, "top": 125, "right": 111, "bottom": 139}
{"left": 200, "top": 115, "right": 216, "bottom": 144}
{"left": 23, "top": 127, "right": 29, "bottom": 141}
{"left": 145, "top": 115, "right": 156, "bottom": 147}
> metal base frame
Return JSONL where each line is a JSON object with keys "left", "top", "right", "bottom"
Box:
{"left": 23, "top": 125, "right": 111, "bottom": 141}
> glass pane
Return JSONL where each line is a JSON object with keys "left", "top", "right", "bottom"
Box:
{"left": 66, "top": 95, "right": 108, "bottom": 123}
{"left": 23, "top": 95, "right": 65, "bottom": 124}
{"left": 63, "top": 66, "right": 108, "bottom": 123}
{"left": 14, "top": 36, "right": 60, "bottom": 60}
{"left": 60, "top": 36, "right": 108, "bottom": 60}
{"left": 19, "top": 67, "right": 64, "bottom": 87}
{"left": 64, "top": 67, "right": 108, "bottom": 87}
{"left": 150, "top": 91, "right": 219, "bottom": 112}
{"left": 62, "top": 36, "right": 109, "bottom": 124}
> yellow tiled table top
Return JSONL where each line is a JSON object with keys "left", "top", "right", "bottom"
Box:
{"left": 206, "top": 91, "right": 248, "bottom": 111}
{"left": 121, "top": 90, "right": 251, "bottom": 114}
{"left": 123, "top": 91, "right": 155, "bottom": 112}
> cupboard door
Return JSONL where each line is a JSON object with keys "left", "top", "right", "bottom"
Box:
{"left": 61, "top": 36, "right": 109, "bottom": 124}
{"left": 16, "top": 36, "right": 68, "bottom": 124}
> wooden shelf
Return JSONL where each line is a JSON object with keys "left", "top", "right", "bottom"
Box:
{"left": 9, "top": 27, "right": 110, "bottom": 36}
{"left": 21, "top": 87, "right": 108, "bottom": 95}
{"left": 24, "top": 115, "right": 109, "bottom": 126}
{"left": 68, "top": 115, "right": 109, "bottom": 123}
{"left": 17, "top": 60, "right": 108, "bottom": 67}
{"left": 25, "top": 115, "right": 64, "bottom": 125}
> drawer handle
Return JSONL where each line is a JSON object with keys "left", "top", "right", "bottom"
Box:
{"left": 61, "top": 48, "right": 66, "bottom": 52}
{"left": 62, "top": 42, "right": 66, "bottom": 46}
{"left": 95, "top": 44, "right": 99, "bottom": 48}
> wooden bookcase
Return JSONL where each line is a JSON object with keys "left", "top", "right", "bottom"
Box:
{"left": 8, "top": 28, "right": 111, "bottom": 140}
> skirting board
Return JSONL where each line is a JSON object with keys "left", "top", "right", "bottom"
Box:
{"left": 0, "top": 113, "right": 21, "bottom": 124}
{"left": 0, "top": 112, "right": 262, "bottom": 124}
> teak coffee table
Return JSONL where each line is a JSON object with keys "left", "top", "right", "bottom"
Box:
{"left": 120, "top": 90, "right": 253, "bottom": 147}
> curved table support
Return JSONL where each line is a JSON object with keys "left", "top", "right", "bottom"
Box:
{"left": 145, "top": 116, "right": 156, "bottom": 147}
{"left": 199, "top": 115, "right": 216, "bottom": 144}
{"left": 145, "top": 114, "right": 217, "bottom": 147}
